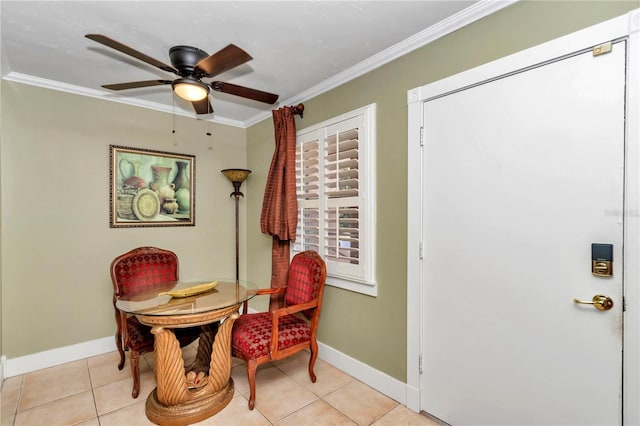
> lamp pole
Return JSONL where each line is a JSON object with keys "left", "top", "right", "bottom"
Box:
{"left": 221, "top": 169, "right": 251, "bottom": 283}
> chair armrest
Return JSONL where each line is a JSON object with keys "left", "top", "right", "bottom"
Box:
{"left": 241, "top": 287, "right": 286, "bottom": 314}
{"left": 269, "top": 300, "right": 319, "bottom": 354}
{"left": 272, "top": 300, "right": 317, "bottom": 318}
{"left": 255, "top": 287, "right": 287, "bottom": 296}
{"left": 116, "top": 309, "right": 129, "bottom": 344}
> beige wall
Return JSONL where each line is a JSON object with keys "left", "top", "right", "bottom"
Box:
{"left": 0, "top": 83, "right": 247, "bottom": 357}
{"left": 246, "top": 0, "right": 638, "bottom": 381}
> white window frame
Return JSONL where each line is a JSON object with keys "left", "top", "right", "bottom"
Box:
{"left": 293, "top": 104, "right": 377, "bottom": 296}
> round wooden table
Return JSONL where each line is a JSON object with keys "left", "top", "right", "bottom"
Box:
{"left": 116, "top": 279, "right": 257, "bottom": 425}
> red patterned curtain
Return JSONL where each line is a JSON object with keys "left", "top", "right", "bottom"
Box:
{"left": 260, "top": 106, "right": 298, "bottom": 310}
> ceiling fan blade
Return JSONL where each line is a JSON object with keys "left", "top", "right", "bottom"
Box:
{"left": 192, "top": 98, "right": 214, "bottom": 115}
{"left": 195, "top": 44, "right": 252, "bottom": 78}
{"left": 85, "top": 34, "right": 178, "bottom": 74}
{"left": 102, "top": 80, "right": 173, "bottom": 90}
{"left": 210, "top": 81, "right": 279, "bottom": 104}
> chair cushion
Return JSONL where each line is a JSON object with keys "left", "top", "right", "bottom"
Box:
{"left": 232, "top": 312, "right": 311, "bottom": 359}
{"left": 285, "top": 256, "right": 322, "bottom": 307}
{"left": 125, "top": 316, "right": 155, "bottom": 352}
{"left": 113, "top": 252, "right": 178, "bottom": 296}
{"left": 285, "top": 254, "right": 325, "bottom": 319}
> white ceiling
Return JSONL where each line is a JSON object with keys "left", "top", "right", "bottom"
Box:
{"left": 1, "top": 1, "right": 511, "bottom": 127}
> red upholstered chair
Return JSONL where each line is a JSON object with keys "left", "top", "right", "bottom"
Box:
{"left": 232, "top": 250, "right": 327, "bottom": 409}
{"left": 110, "top": 246, "right": 200, "bottom": 398}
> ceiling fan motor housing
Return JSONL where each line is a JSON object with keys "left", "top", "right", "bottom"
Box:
{"left": 169, "top": 45, "right": 209, "bottom": 77}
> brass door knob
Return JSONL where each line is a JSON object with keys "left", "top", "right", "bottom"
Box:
{"left": 573, "top": 294, "right": 614, "bottom": 311}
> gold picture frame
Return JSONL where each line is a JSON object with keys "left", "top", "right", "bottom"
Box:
{"left": 110, "top": 145, "right": 195, "bottom": 228}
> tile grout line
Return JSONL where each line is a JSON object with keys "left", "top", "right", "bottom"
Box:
{"left": 10, "top": 374, "right": 25, "bottom": 426}
{"left": 85, "top": 357, "right": 101, "bottom": 425}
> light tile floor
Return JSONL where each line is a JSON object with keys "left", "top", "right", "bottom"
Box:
{"left": 1, "top": 342, "right": 439, "bottom": 425}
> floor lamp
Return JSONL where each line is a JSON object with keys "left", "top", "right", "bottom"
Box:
{"left": 221, "top": 169, "right": 251, "bottom": 283}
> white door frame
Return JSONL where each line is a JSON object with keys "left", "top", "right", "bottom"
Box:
{"left": 406, "top": 9, "right": 640, "bottom": 424}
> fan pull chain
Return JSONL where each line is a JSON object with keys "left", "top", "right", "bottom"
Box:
{"left": 171, "top": 96, "right": 178, "bottom": 146}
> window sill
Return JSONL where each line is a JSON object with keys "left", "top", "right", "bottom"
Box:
{"left": 326, "top": 275, "right": 377, "bottom": 297}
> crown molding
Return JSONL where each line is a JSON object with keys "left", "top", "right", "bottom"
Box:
{"left": 245, "top": 0, "right": 517, "bottom": 127}
{"left": 2, "top": 72, "right": 245, "bottom": 128}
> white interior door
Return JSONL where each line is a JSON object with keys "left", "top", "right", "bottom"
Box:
{"left": 420, "top": 42, "right": 626, "bottom": 425}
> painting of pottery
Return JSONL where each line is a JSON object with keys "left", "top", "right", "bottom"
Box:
{"left": 109, "top": 145, "right": 195, "bottom": 228}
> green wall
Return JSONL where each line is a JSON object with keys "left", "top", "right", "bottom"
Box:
{"left": 246, "top": 1, "right": 638, "bottom": 381}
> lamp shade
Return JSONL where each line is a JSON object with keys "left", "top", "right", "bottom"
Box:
{"left": 172, "top": 78, "right": 209, "bottom": 101}
{"left": 222, "top": 169, "right": 252, "bottom": 184}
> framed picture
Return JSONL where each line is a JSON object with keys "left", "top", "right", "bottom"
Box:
{"left": 110, "top": 145, "right": 195, "bottom": 228}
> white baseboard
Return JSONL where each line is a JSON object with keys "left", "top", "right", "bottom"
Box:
{"left": 3, "top": 336, "right": 116, "bottom": 378}
{"left": 2, "top": 334, "right": 408, "bottom": 408}
{"left": 250, "top": 303, "right": 408, "bottom": 404}
{"left": 317, "top": 341, "right": 407, "bottom": 406}
{"left": 405, "top": 382, "right": 421, "bottom": 412}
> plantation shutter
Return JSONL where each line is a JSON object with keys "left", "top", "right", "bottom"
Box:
{"left": 293, "top": 104, "right": 376, "bottom": 295}
{"left": 295, "top": 133, "right": 320, "bottom": 253}
{"left": 324, "top": 124, "right": 359, "bottom": 266}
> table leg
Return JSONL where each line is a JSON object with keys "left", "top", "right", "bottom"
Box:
{"left": 145, "top": 313, "right": 239, "bottom": 425}
{"left": 185, "top": 322, "right": 218, "bottom": 387}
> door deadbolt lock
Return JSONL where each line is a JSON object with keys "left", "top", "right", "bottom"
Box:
{"left": 573, "top": 294, "right": 614, "bottom": 311}
{"left": 593, "top": 261, "right": 612, "bottom": 276}
{"left": 592, "top": 243, "right": 613, "bottom": 277}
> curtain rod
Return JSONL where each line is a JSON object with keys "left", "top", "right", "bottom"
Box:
{"left": 290, "top": 103, "right": 304, "bottom": 118}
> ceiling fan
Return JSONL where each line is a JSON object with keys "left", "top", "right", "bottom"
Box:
{"left": 85, "top": 34, "right": 279, "bottom": 114}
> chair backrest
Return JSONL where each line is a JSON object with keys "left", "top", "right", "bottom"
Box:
{"left": 285, "top": 250, "right": 327, "bottom": 320}
{"left": 110, "top": 246, "right": 179, "bottom": 298}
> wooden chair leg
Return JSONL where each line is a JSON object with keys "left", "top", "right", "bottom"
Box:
{"left": 115, "top": 331, "right": 125, "bottom": 370}
{"left": 308, "top": 341, "right": 318, "bottom": 383}
{"left": 130, "top": 350, "right": 141, "bottom": 398}
{"left": 246, "top": 361, "right": 258, "bottom": 410}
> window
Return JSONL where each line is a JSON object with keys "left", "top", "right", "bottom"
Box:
{"left": 293, "top": 104, "right": 376, "bottom": 296}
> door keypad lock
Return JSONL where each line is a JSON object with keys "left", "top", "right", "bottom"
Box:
{"left": 592, "top": 243, "right": 613, "bottom": 277}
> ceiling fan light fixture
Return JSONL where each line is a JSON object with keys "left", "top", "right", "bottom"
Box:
{"left": 172, "top": 78, "right": 209, "bottom": 101}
